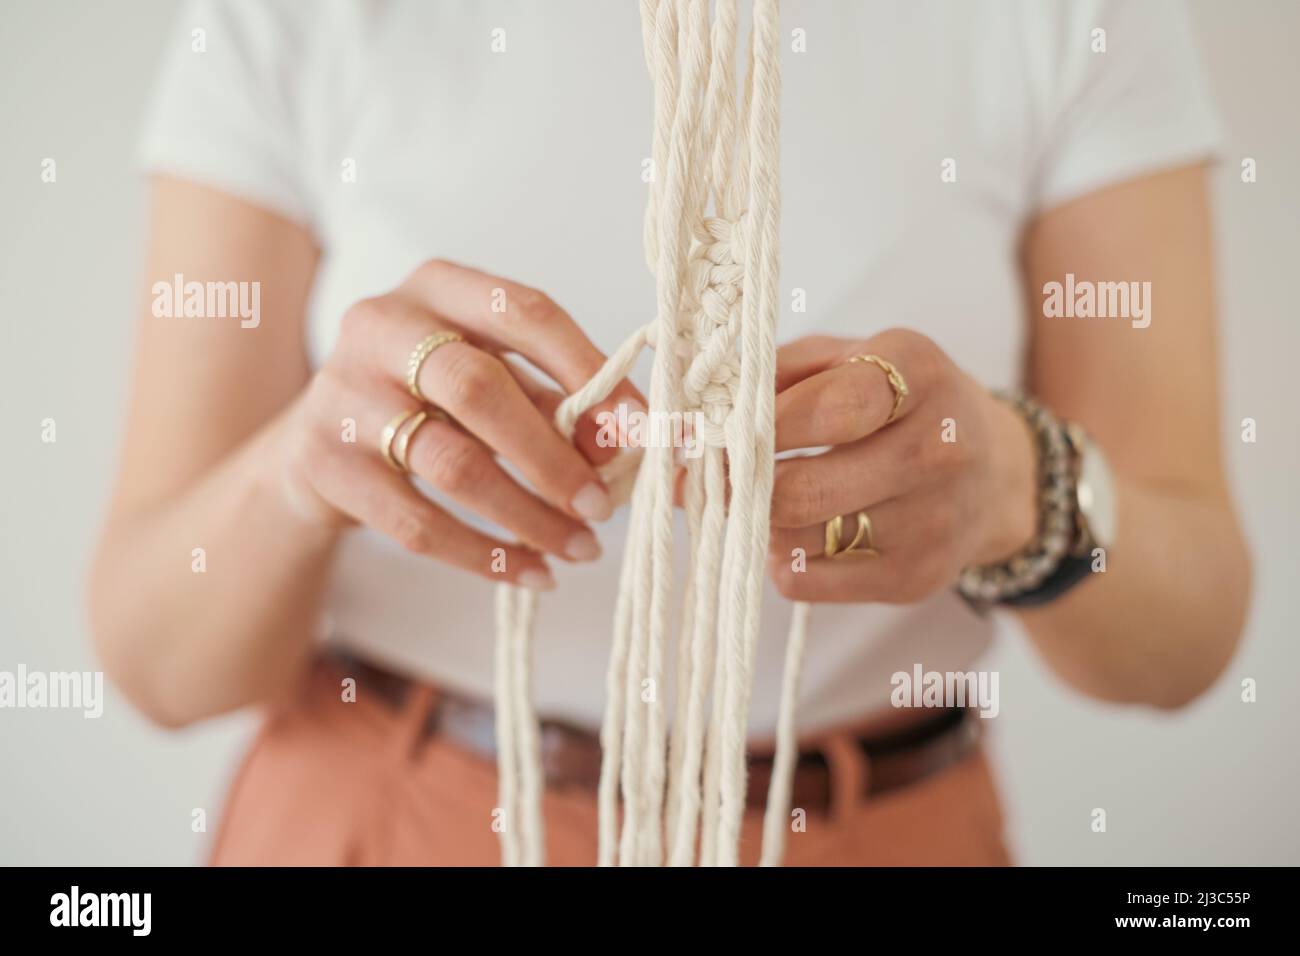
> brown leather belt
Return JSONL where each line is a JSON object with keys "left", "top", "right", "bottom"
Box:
{"left": 329, "top": 650, "right": 981, "bottom": 814}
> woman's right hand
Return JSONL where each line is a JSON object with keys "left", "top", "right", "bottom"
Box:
{"left": 276, "top": 259, "right": 640, "bottom": 590}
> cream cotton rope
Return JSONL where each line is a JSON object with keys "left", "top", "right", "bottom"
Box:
{"left": 493, "top": 0, "right": 809, "bottom": 868}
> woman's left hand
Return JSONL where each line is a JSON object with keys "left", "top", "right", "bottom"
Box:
{"left": 767, "top": 329, "right": 1040, "bottom": 604}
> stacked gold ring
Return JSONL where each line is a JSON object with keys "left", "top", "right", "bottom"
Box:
{"left": 824, "top": 510, "right": 879, "bottom": 559}
{"left": 380, "top": 409, "right": 429, "bottom": 473}
{"left": 847, "top": 353, "right": 909, "bottom": 424}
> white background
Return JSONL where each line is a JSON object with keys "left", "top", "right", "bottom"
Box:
{"left": 1, "top": 0, "right": 1297, "bottom": 865}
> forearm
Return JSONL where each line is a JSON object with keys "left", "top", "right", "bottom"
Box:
{"left": 89, "top": 410, "right": 341, "bottom": 727}
{"left": 1014, "top": 477, "right": 1250, "bottom": 709}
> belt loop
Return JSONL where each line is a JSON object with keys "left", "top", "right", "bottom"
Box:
{"left": 392, "top": 684, "right": 438, "bottom": 762}
{"left": 820, "top": 733, "right": 869, "bottom": 821}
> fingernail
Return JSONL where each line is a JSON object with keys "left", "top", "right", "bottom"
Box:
{"left": 518, "top": 569, "right": 556, "bottom": 591}
{"left": 565, "top": 530, "right": 602, "bottom": 562}
{"left": 572, "top": 482, "right": 613, "bottom": 522}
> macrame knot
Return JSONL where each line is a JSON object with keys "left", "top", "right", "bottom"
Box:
{"left": 678, "top": 215, "right": 746, "bottom": 447}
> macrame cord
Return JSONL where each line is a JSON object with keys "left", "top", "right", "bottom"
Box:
{"left": 493, "top": 0, "right": 809, "bottom": 867}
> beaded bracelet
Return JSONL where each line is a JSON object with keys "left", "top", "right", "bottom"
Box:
{"left": 956, "top": 391, "right": 1079, "bottom": 605}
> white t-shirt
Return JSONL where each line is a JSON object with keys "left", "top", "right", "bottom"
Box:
{"left": 139, "top": 0, "right": 1222, "bottom": 736}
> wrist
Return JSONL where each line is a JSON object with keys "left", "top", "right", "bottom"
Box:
{"left": 958, "top": 392, "right": 1091, "bottom": 607}
{"left": 973, "top": 392, "right": 1040, "bottom": 565}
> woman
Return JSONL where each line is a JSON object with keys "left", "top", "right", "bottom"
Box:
{"left": 90, "top": 0, "right": 1250, "bottom": 865}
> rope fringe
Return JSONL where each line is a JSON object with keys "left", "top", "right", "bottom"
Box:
{"left": 493, "top": 0, "right": 808, "bottom": 868}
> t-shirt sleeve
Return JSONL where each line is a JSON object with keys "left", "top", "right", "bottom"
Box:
{"left": 136, "top": 0, "right": 317, "bottom": 228}
{"left": 1030, "top": 0, "right": 1225, "bottom": 212}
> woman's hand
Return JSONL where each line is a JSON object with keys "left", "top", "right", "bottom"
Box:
{"left": 766, "top": 329, "right": 1039, "bottom": 604}
{"left": 276, "top": 259, "right": 640, "bottom": 591}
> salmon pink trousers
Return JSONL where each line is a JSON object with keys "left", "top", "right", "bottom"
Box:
{"left": 210, "top": 658, "right": 1012, "bottom": 867}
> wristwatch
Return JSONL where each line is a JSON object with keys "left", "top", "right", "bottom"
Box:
{"left": 1068, "top": 421, "right": 1116, "bottom": 554}
{"left": 957, "top": 394, "right": 1116, "bottom": 609}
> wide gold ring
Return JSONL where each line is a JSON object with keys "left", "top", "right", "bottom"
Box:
{"left": 407, "top": 330, "right": 465, "bottom": 402}
{"left": 847, "top": 354, "right": 909, "bottom": 424}
{"left": 824, "top": 510, "right": 879, "bottom": 560}
{"left": 380, "top": 409, "right": 428, "bottom": 473}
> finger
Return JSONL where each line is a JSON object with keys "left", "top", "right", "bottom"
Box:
{"left": 418, "top": 343, "right": 615, "bottom": 520}
{"left": 768, "top": 539, "right": 958, "bottom": 604}
{"left": 504, "top": 357, "right": 565, "bottom": 419}
{"left": 768, "top": 497, "right": 903, "bottom": 561}
{"left": 767, "top": 491, "right": 964, "bottom": 604}
{"left": 763, "top": 507, "right": 925, "bottom": 606}
{"left": 774, "top": 328, "right": 939, "bottom": 450}
{"left": 768, "top": 546, "right": 910, "bottom": 604}
{"left": 770, "top": 424, "right": 936, "bottom": 528}
{"left": 672, "top": 460, "right": 689, "bottom": 509}
{"left": 401, "top": 259, "right": 646, "bottom": 410}
{"left": 775, "top": 327, "right": 937, "bottom": 390}
{"left": 505, "top": 357, "right": 637, "bottom": 467}
{"left": 774, "top": 335, "right": 859, "bottom": 392}
{"left": 776, "top": 363, "right": 901, "bottom": 451}
{"left": 403, "top": 414, "right": 602, "bottom": 562}
{"left": 310, "top": 440, "right": 555, "bottom": 589}
{"left": 339, "top": 297, "right": 616, "bottom": 521}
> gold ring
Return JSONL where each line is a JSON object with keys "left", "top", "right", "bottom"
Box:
{"left": 392, "top": 410, "right": 429, "bottom": 472}
{"left": 847, "top": 354, "right": 909, "bottom": 424}
{"left": 825, "top": 510, "right": 879, "bottom": 560}
{"left": 825, "top": 513, "right": 845, "bottom": 558}
{"left": 380, "top": 409, "right": 424, "bottom": 472}
{"left": 407, "top": 330, "right": 465, "bottom": 402}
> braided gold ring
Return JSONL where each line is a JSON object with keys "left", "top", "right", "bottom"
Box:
{"left": 407, "top": 330, "right": 466, "bottom": 402}
{"left": 847, "top": 353, "right": 909, "bottom": 424}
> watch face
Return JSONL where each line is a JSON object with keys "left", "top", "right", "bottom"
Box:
{"left": 1076, "top": 438, "right": 1116, "bottom": 549}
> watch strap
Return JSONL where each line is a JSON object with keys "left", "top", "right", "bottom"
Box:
{"left": 994, "top": 553, "right": 1095, "bottom": 608}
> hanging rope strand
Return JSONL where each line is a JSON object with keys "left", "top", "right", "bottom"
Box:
{"left": 493, "top": 585, "right": 523, "bottom": 865}
{"left": 761, "top": 600, "right": 810, "bottom": 865}
{"left": 491, "top": 0, "right": 807, "bottom": 870}
{"left": 716, "top": 0, "right": 782, "bottom": 866}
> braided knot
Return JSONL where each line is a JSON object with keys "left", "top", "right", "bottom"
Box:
{"left": 677, "top": 216, "right": 746, "bottom": 448}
